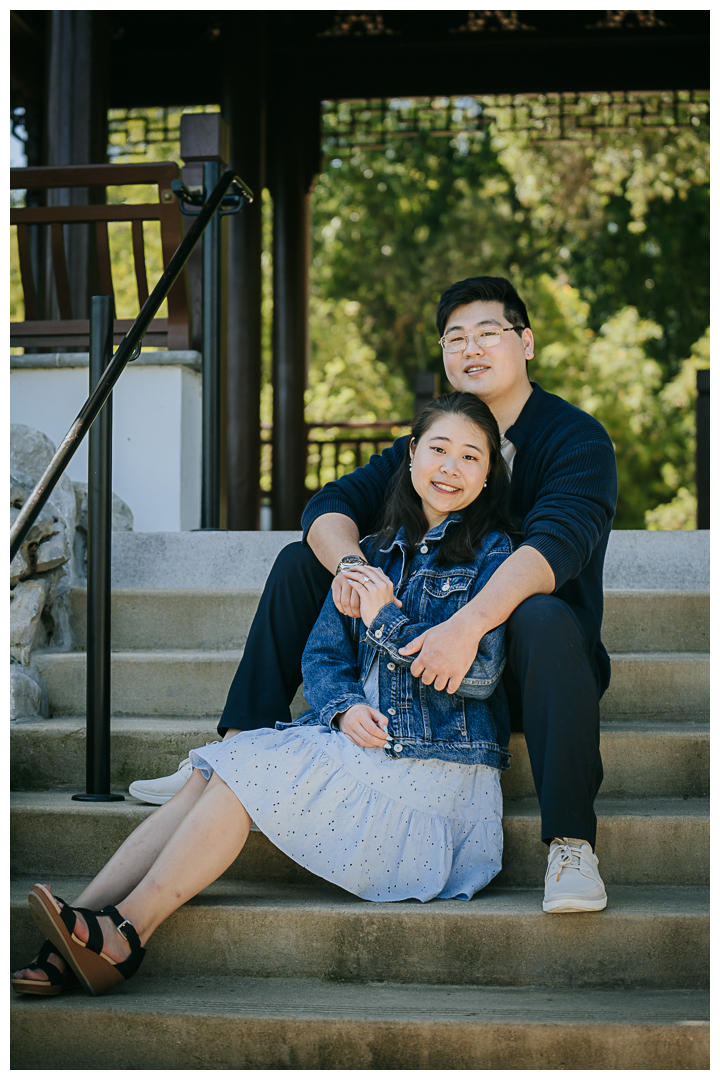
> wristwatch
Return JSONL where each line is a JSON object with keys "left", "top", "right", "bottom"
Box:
{"left": 335, "top": 554, "right": 369, "bottom": 576}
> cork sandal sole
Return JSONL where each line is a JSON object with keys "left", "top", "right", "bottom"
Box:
{"left": 11, "top": 975, "right": 63, "bottom": 996}
{"left": 28, "top": 885, "right": 126, "bottom": 997}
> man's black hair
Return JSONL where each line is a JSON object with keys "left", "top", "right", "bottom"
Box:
{"left": 436, "top": 276, "right": 531, "bottom": 337}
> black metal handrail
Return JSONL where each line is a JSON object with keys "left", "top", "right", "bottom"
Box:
{"left": 10, "top": 167, "right": 252, "bottom": 801}
{"left": 10, "top": 169, "right": 253, "bottom": 561}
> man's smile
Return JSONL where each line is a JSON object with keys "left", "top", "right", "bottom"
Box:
{"left": 463, "top": 363, "right": 490, "bottom": 375}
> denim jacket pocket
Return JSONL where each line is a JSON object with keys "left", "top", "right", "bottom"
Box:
{"left": 419, "top": 572, "right": 473, "bottom": 617}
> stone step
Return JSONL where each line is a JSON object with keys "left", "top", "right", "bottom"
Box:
{"left": 10, "top": 793, "right": 709, "bottom": 887}
{"left": 10, "top": 876, "right": 709, "bottom": 990}
{"left": 10, "top": 718, "right": 710, "bottom": 799}
{"left": 34, "top": 648, "right": 710, "bottom": 721}
{"left": 10, "top": 977, "right": 710, "bottom": 1070}
{"left": 67, "top": 587, "right": 710, "bottom": 654}
{"left": 599, "top": 653, "right": 709, "bottom": 721}
{"left": 105, "top": 528, "right": 710, "bottom": 591}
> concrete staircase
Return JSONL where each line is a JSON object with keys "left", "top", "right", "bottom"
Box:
{"left": 10, "top": 530, "right": 709, "bottom": 1069}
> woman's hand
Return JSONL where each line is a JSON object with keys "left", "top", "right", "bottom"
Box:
{"left": 337, "top": 703, "right": 390, "bottom": 748}
{"left": 342, "top": 565, "right": 400, "bottom": 627}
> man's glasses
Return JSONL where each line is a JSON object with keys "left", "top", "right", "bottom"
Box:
{"left": 438, "top": 326, "right": 525, "bottom": 353}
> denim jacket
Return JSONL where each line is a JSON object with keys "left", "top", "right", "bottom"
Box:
{"left": 277, "top": 514, "right": 513, "bottom": 770}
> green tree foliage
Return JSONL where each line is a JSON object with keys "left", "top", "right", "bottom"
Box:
{"left": 644, "top": 329, "right": 710, "bottom": 529}
{"left": 308, "top": 116, "right": 709, "bottom": 528}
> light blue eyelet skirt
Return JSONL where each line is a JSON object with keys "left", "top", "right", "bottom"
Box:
{"left": 189, "top": 724, "right": 503, "bottom": 903}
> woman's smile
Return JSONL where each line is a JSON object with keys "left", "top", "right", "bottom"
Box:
{"left": 430, "top": 479, "right": 462, "bottom": 494}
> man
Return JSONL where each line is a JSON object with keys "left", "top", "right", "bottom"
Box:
{"left": 131, "top": 276, "right": 617, "bottom": 914}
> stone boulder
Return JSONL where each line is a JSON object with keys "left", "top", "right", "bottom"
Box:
{"left": 72, "top": 481, "right": 134, "bottom": 581}
{"left": 11, "top": 425, "right": 77, "bottom": 571}
{"left": 10, "top": 577, "right": 50, "bottom": 667}
{"left": 10, "top": 666, "right": 44, "bottom": 721}
{"left": 9, "top": 424, "right": 134, "bottom": 720}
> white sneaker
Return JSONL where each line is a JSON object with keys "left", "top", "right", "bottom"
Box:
{"left": 542, "top": 837, "right": 607, "bottom": 913}
{"left": 128, "top": 756, "right": 195, "bottom": 804}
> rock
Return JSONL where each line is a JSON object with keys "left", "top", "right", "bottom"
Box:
{"left": 10, "top": 502, "right": 62, "bottom": 585}
{"left": 72, "top": 481, "right": 134, "bottom": 532}
{"left": 8, "top": 425, "right": 134, "bottom": 683}
{"left": 9, "top": 427, "right": 79, "bottom": 683}
{"left": 10, "top": 425, "right": 77, "bottom": 572}
{"left": 35, "top": 526, "right": 71, "bottom": 573}
{"left": 10, "top": 477, "right": 26, "bottom": 508}
{"left": 10, "top": 578, "right": 50, "bottom": 666}
{"left": 72, "top": 481, "right": 133, "bottom": 581}
{"left": 10, "top": 425, "right": 57, "bottom": 480}
{"left": 10, "top": 665, "right": 43, "bottom": 720}
{"left": 10, "top": 547, "right": 30, "bottom": 589}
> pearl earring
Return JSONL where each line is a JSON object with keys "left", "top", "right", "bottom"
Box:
{"left": 483, "top": 481, "right": 487, "bottom": 488}
{"left": 409, "top": 460, "right": 413, "bottom": 471}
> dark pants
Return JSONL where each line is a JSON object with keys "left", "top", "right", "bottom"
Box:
{"left": 219, "top": 542, "right": 604, "bottom": 848}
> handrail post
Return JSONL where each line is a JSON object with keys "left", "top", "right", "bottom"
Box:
{"left": 201, "top": 159, "right": 222, "bottom": 528}
{"left": 73, "top": 296, "right": 124, "bottom": 802}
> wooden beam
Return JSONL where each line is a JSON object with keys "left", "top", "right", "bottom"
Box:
{"left": 269, "top": 89, "right": 318, "bottom": 530}
{"left": 222, "top": 13, "right": 266, "bottom": 530}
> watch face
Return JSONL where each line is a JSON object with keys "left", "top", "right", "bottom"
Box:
{"left": 337, "top": 555, "right": 368, "bottom": 575}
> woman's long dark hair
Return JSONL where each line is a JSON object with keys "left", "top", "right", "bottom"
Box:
{"left": 371, "top": 393, "right": 520, "bottom": 565}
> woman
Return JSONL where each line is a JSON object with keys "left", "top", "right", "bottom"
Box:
{"left": 14, "top": 392, "right": 517, "bottom": 998}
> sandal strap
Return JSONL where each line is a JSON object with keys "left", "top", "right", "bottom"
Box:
{"left": 53, "top": 896, "right": 104, "bottom": 955}
{"left": 30, "top": 939, "right": 65, "bottom": 987}
{"left": 100, "top": 905, "right": 146, "bottom": 979}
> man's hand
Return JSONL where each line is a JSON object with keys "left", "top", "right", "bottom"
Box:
{"left": 397, "top": 547, "right": 555, "bottom": 693}
{"left": 332, "top": 572, "right": 363, "bottom": 618}
{"left": 398, "top": 609, "right": 480, "bottom": 693}
{"left": 337, "top": 703, "right": 390, "bottom": 748}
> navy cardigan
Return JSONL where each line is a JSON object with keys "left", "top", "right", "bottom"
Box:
{"left": 301, "top": 383, "right": 618, "bottom": 695}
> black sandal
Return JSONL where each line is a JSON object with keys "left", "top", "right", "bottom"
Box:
{"left": 11, "top": 938, "right": 81, "bottom": 996}
{"left": 28, "top": 885, "right": 146, "bottom": 996}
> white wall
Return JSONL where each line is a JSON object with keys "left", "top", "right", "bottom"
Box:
{"left": 10, "top": 353, "right": 202, "bottom": 532}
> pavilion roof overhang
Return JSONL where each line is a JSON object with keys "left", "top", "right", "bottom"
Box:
{"left": 100, "top": 10, "right": 709, "bottom": 109}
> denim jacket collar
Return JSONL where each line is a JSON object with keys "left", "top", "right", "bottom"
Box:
{"left": 377, "top": 511, "right": 464, "bottom": 556}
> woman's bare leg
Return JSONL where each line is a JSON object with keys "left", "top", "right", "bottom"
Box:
{"left": 71, "top": 769, "right": 211, "bottom": 909}
{"left": 121, "top": 772, "right": 251, "bottom": 943}
{"left": 14, "top": 768, "right": 211, "bottom": 982}
{"left": 50, "top": 773, "right": 252, "bottom": 966}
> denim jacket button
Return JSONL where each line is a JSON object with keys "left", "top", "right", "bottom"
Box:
{"left": 374, "top": 629, "right": 382, "bottom": 639}
{"left": 387, "top": 707, "right": 396, "bottom": 715}
{"left": 442, "top": 581, "right": 450, "bottom": 592}
{"left": 394, "top": 743, "right": 404, "bottom": 753}
{"left": 420, "top": 545, "right": 428, "bottom": 554}
{"left": 387, "top": 662, "right": 396, "bottom": 671}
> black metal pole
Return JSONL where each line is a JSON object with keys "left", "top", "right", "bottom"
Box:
{"left": 73, "top": 297, "right": 123, "bottom": 801}
{"left": 201, "top": 160, "right": 222, "bottom": 529}
{"left": 696, "top": 369, "right": 709, "bottom": 529}
{"left": 10, "top": 170, "right": 252, "bottom": 562}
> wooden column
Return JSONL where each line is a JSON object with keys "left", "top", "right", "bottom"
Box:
{"left": 696, "top": 369, "right": 709, "bottom": 529}
{"left": 222, "top": 13, "right": 266, "bottom": 530}
{"left": 268, "top": 91, "right": 320, "bottom": 530}
{"left": 44, "top": 11, "right": 108, "bottom": 322}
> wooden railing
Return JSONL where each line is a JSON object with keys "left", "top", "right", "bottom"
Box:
{"left": 260, "top": 420, "right": 412, "bottom": 502}
{"left": 10, "top": 163, "right": 191, "bottom": 350}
